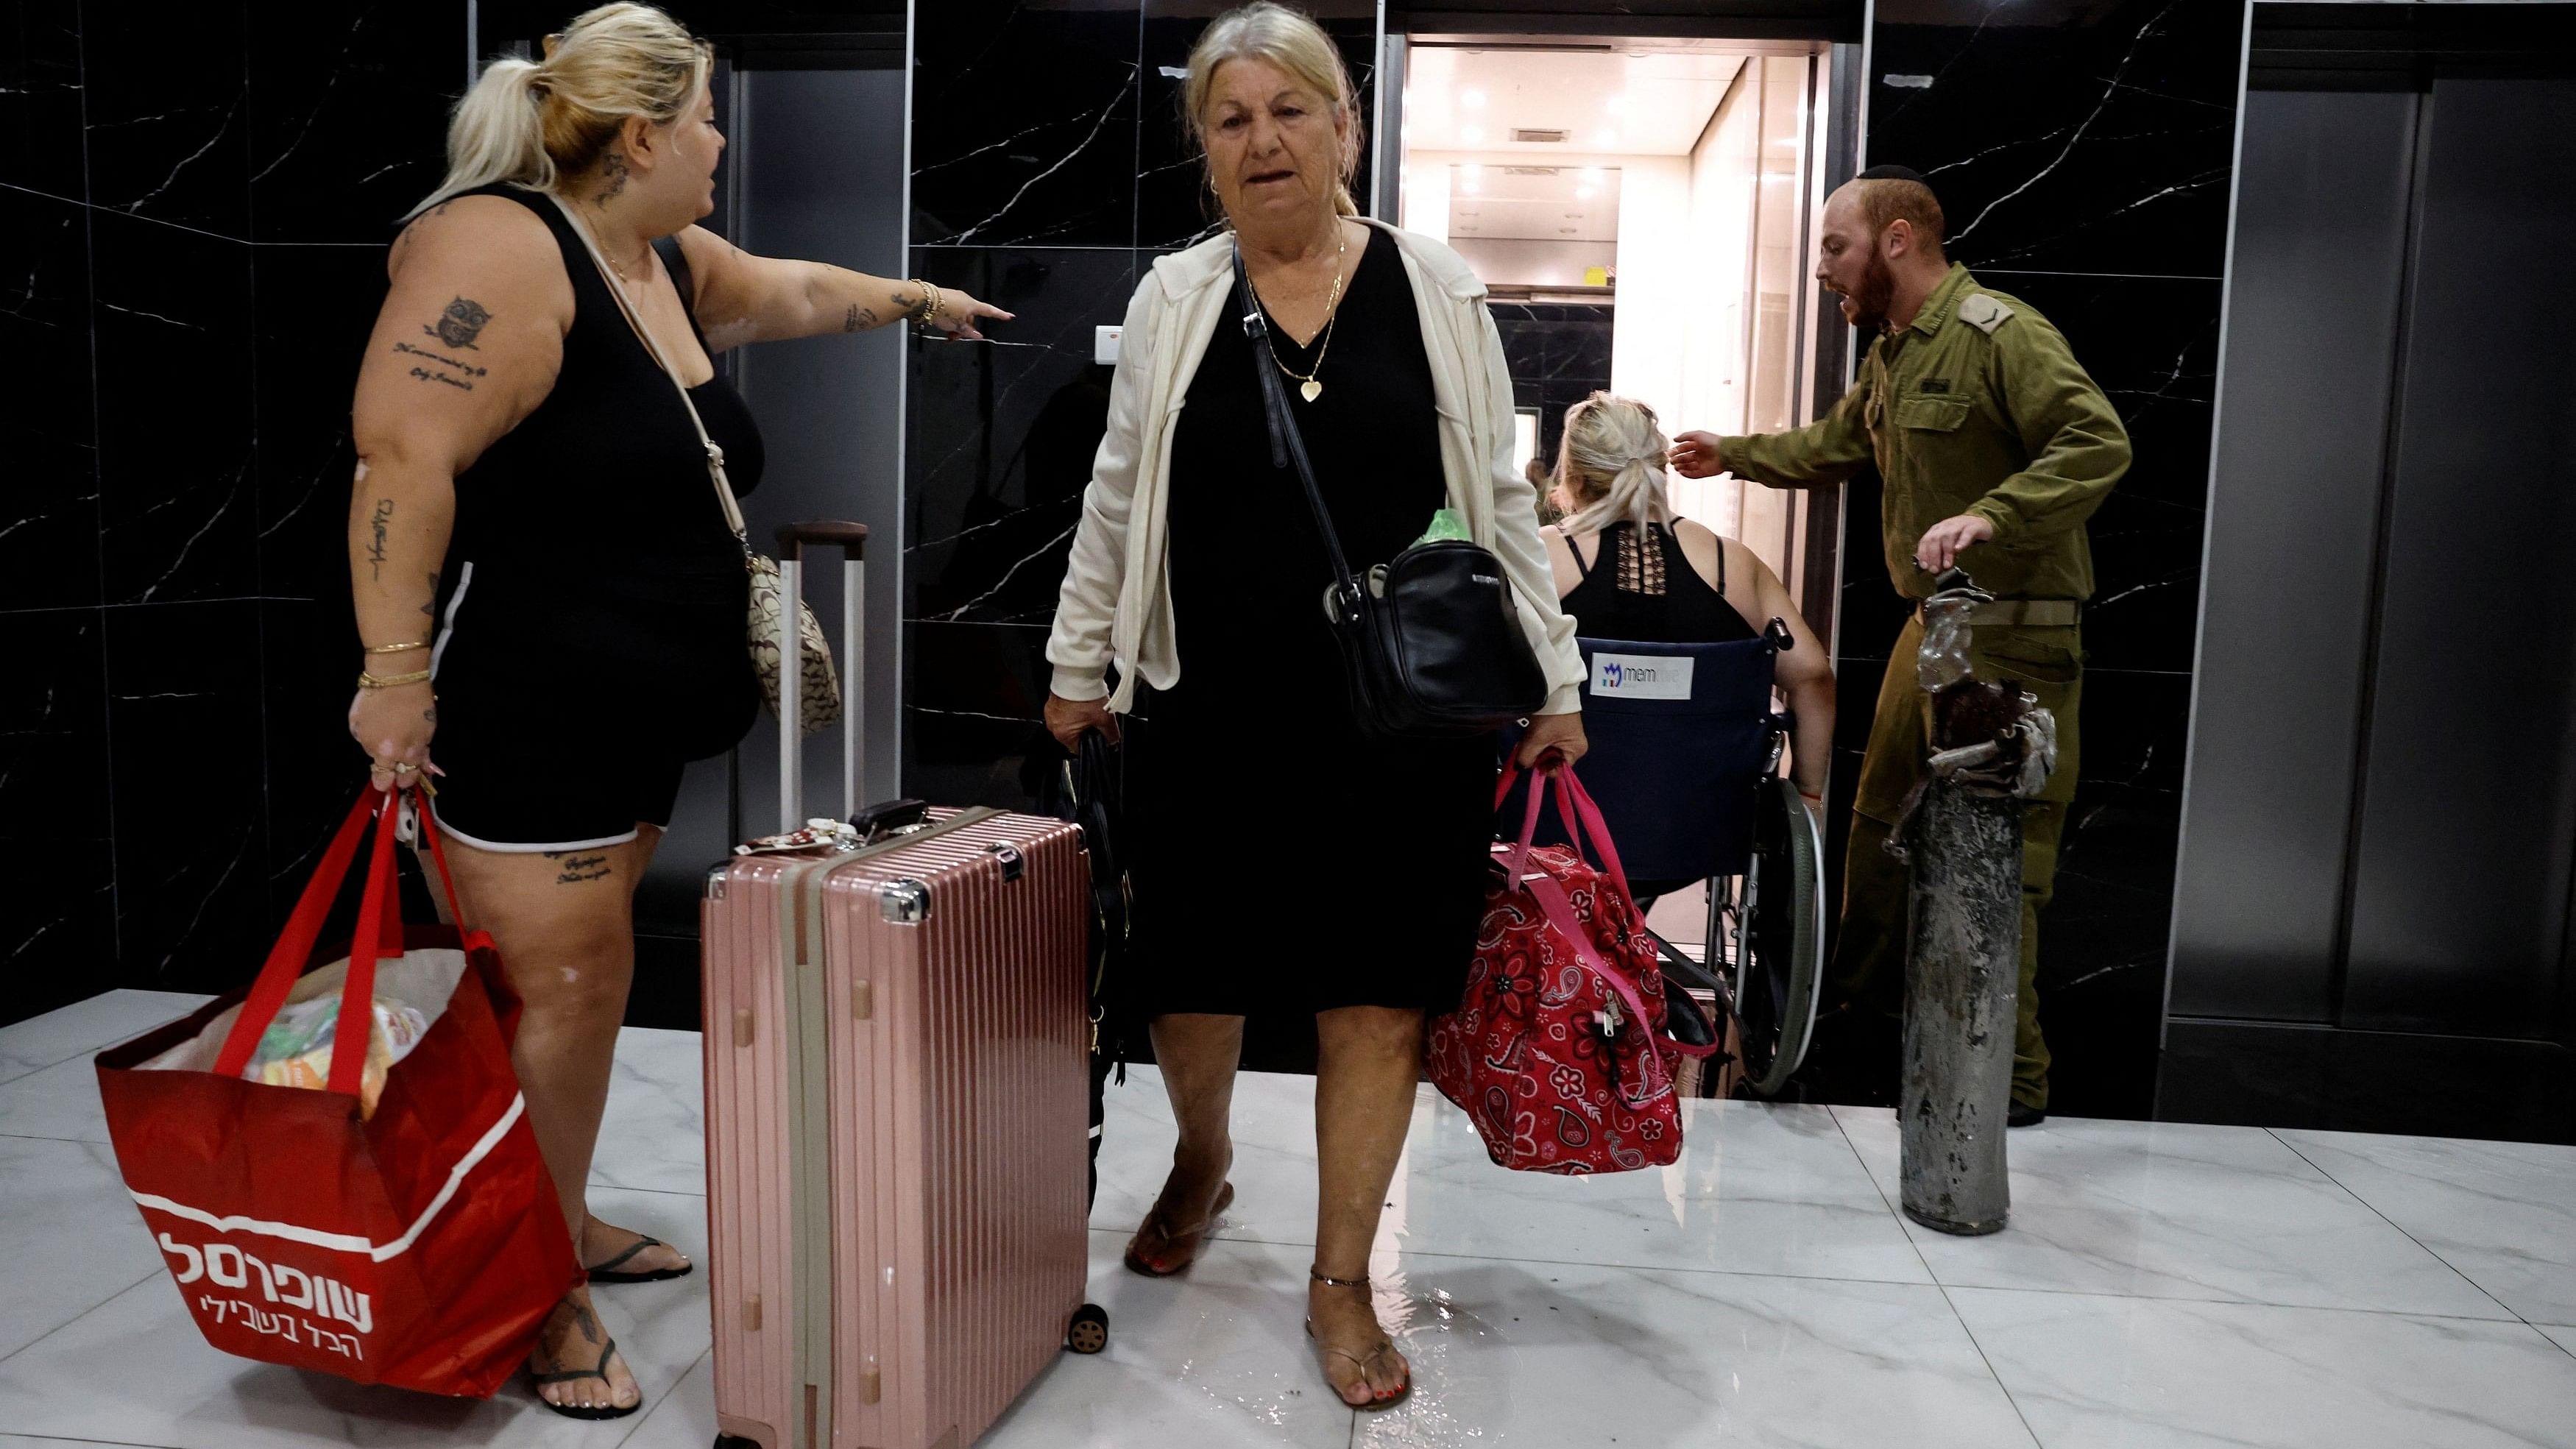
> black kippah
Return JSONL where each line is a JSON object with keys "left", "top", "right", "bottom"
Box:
{"left": 1855, "top": 164, "right": 1926, "bottom": 183}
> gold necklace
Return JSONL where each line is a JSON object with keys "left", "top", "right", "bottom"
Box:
{"left": 1256, "top": 227, "right": 1348, "bottom": 403}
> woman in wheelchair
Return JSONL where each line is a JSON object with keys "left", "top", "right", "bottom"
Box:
{"left": 1542, "top": 392, "right": 1835, "bottom": 817}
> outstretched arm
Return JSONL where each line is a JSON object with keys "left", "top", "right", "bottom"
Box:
{"left": 1670, "top": 373, "right": 1877, "bottom": 489}
{"left": 671, "top": 226, "right": 1013, "bottom": 349}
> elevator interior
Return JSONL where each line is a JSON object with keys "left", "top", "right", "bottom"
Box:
{"left": 2165, "top": 46, "right": 2576, "bottom": 1139}
{"left": 1390, "top": 34, "right": 1839, "bottom": 606}
{"left": 1388, "top": 31, "right": 1853, "bottom": 950}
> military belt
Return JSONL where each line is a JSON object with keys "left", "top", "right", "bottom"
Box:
{"left": 1918, "top": 598, "right": 2081, "bottom": 628}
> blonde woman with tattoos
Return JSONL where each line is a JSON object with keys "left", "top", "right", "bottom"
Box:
{"left": 345, "top": 4, "right": 1006, "bottom": 1417}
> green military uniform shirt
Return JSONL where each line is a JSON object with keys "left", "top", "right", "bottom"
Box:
{"left": 1721, "top": 263, "right": 2131, "bottom": 600}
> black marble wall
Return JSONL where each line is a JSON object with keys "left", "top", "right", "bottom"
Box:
{"left": 0, "top": 2, "right": 464, "bottom": 1026}
{"left": 904, "top": 0, "right": 1380, "bottom": 808}
{"left": 1490, "top": 301, "right": 1614, "bottom": 477}
{"left": 1839, "top": 0, "right": 2246, "bottom": 1118}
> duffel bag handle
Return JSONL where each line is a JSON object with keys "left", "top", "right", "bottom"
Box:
{"left": 1493, "top": 763, "right": 1638, "bottom": 909}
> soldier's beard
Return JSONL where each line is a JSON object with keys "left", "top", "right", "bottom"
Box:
{"left": 1846, "top": 253, "right": 1896, "bottom": 334}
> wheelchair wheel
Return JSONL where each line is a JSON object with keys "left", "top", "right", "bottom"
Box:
{"left": 1730, "top": 776, "right": 1825, "bottom": 1096}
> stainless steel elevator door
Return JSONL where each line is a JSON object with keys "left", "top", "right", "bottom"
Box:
{"left": 2170, "top": 91, "right": 2417, "bottom": 1022}
{"left": 2341, "top": 78, "right": 2576, "bottom": 1036}
{"left": 2177, "top": 78, "right": 2576, "bottom": 1040}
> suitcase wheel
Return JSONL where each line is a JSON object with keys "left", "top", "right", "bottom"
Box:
{"left": 1066, "top": 1302, "right": 1110, "bottom": 1355}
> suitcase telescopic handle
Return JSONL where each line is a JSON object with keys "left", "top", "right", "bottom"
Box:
{"left": 774, "top": 521, "right": 868, "bottom": 561}
{"left": 776, "top": 520, "right": 870, "bottom": 830}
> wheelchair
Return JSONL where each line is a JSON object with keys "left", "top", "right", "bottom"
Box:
{"left": 1504, "top": 625, "right": 1828, "bottom": 1097}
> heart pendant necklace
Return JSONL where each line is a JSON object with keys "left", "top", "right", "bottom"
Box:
{"left": 1262, "top": 227, "right": 1348, "bottom": 405}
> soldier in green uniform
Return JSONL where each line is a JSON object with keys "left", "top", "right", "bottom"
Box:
{"left": 1671, "top": 166, "right": 2130, "bottom": 1124}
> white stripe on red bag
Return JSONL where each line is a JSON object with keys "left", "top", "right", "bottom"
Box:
{"left": 128, "top": 1091, "right": 527, "bottom": 1262}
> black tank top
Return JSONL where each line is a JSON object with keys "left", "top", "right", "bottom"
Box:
{"left": 428, "top": 183, "right": 765, "bottom": 756}
{"left": 1560, "top": 522, "right": 1758, "bottom": 645}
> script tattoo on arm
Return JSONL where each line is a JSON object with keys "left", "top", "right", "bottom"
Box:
{"left": 393, "top": 341, "right": 489, "bottom": 392}
{"left": 843, "top": 303, "right": 877, "bottom": 333}
{"left": 366, "top": 499, "right": 394, "bottom": 581}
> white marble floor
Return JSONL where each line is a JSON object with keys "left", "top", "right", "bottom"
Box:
{"left": 4, "top": 991, "right": 2574, "bottom": 1449}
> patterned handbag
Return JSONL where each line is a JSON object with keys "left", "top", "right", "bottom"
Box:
{"left": 1429, "top": 765, "right": 1717, "bottom": 1175}
{"left": 743, "top": 537, "right": 843, "bottom": 736}
{"left": 551, "top": 196, "right": 842, "bottom": 736}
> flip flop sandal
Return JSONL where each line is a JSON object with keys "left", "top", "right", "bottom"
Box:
{"left": 584, "top": 1233, "right": 693, "bottom": 1284}
{"left": 1122, "top": 1182, "right": 1234, "bottom": 1278}
{"left": 530, "top": 1333, "right": 643, "bottom": 1420}
{"left": 1306, "top": 1266, "right": 1412, "bottom": 1410}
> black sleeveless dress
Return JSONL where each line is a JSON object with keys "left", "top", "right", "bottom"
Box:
{"left": 1560, "top": 522, "right": 1758, "bottom": 645}
{"left": 423, "top": 183, "right": 767, "bottom": 850}
{"left": 1124, "top": 227, "right": 1497, "bottom": 1018}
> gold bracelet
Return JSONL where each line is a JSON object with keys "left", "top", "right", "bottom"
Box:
{"left": 365, "top": 640, "right": 429, "bottom": 655}
{"left": 910, "top": 279, "right": 943, "bottom": 333}
{"left": 357, "top": 668, "right": 434, "bottom": 690}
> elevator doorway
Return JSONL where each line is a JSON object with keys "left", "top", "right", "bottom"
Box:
{"left": 1385, "top": 30, "right": 1853, "bottom": 952}
{"left": 1388, "top": 35, "right": 1839, "bottom": 606}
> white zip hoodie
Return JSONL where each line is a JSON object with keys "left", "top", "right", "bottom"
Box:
{"left": 1044, "top": 222, "right": 1588, "bottom": 717}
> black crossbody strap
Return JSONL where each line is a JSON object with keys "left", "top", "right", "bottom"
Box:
{"left": 1232, "top": 244, "right": 1365, "bottom": 616}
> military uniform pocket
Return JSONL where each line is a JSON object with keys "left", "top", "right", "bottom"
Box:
{"left": 1894, "top": 396, "right": 1970, "bottom": 432}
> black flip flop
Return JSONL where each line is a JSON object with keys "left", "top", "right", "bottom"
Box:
{"left": 530, "top": 1333, "right": 643, "bottom": 1420}
{"left": 584, "top": 1233, "right": 694, "bottom": 1284}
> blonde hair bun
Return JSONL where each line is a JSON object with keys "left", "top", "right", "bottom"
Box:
{"left": 1554, "top": 392, "right": 1675, "bottom": 537}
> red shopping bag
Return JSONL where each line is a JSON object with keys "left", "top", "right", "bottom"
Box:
{"left": 1429, "top": 765, "right": 1717, "bottom": 1175}
{"left": 93, "top": 785, "right": 577, "bottom": 1397}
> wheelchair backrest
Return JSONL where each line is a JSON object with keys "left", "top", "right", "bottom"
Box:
{"left": 1504, "top": 635, "right": 1783, "bottom": 885}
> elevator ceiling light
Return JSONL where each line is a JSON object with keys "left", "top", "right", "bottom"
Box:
{"left": 1462, "top": 125, "right": 1485, "bottom": 145}
{"left": 1461, "top": 89, "right": 1487, "bottom": 109}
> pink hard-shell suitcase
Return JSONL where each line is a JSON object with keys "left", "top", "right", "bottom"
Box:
{"left": 701, "top": 524, "right": 1105, "bottom": 1449}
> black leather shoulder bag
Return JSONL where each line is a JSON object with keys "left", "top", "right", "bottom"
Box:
{"left": 1231, "top": 243, "right": 1550, "bottom": 737}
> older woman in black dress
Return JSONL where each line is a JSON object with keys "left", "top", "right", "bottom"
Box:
{"left": 1041, "top": 1, "right": 1587, "bottom": 1411}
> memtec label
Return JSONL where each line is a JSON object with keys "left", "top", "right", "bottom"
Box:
{"left": 1590, "top": 653, "right": 1694, "bottom": 701}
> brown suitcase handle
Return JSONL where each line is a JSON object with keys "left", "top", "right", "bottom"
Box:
{"left": 776, "top": 521, "right": 868, "bottom": 561}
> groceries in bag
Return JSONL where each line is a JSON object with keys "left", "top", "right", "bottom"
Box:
{"left": 138, "top": 974, "right": 436, "bottom": 1119}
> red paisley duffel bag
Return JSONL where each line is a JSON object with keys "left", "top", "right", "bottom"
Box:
{"left": 1429, "top": 765, "right": 1718, "bottom": 1175}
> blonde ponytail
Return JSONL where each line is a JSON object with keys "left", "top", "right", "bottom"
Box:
{"left": 1554, "top": 393, "right": 1677, "bottom": 539}
{"left": 405, "top": 3, "right": 710, "bottom": 222}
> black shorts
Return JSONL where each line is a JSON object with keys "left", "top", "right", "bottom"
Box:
{"left": 427, "top": 714, "right": 688, "bottom": 852}
{"left": 420, "top": 564, "right": 753, "bottom": 851}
